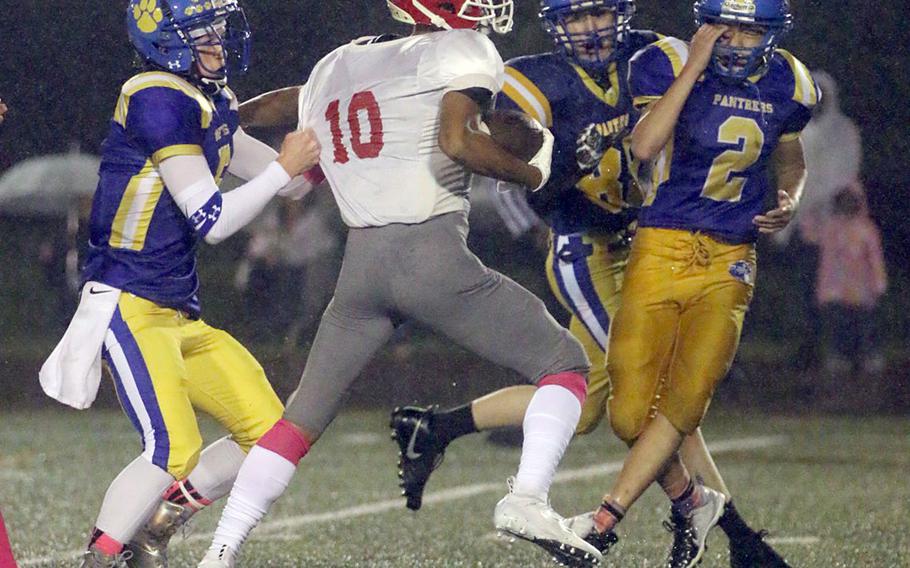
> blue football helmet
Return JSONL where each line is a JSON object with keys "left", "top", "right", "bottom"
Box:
{"left": 539, "top": 0, "right": 636, "bottom": 74}
{"left": 694, "top": 0, "right": 793, "bottom": 81}
{"left": 126, "top": 0, "right": 251, "bottom": 88}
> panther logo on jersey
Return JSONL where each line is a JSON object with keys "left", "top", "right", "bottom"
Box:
{"left": 133, "top": 0, "right": 164, "bottom": 34}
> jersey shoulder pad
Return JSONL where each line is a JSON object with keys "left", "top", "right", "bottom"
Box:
{"left": 432, "top": 29, "right": 504, "bottom": 93}
{"left": 628, "top": 36, "right": 689, "bottom": 107}
{"left": 116, "top": 72, "right": 209, "bottom": 162}
{"left": 499, "top": 53, "right": 568, "bottom": 127}
{"left": 623, "top": 29, "right": 664, "bottom": 55}
{"left": 770, "top": 49, "right": 821, "bottom": 110}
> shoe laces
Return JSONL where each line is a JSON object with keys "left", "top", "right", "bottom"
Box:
{"left": 109, "top": 550, "right": 133, "bottom": 568}
{"left": 663, "top": 513, "right": 697, "bottom": 563}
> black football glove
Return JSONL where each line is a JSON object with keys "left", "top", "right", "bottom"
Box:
{"left": 575, "top": 122, "right": 628, "bottom": 173}
{"left": 575, "top": 122, "right": 609, "bottom": 173}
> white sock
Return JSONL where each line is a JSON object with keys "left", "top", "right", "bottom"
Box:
{"left": 96, "top": 456, "right": 175, "bottom": 544}
{"left": 209, "top": 446, "right": 297, "bottom": 552}
{"left": 187, "top": 437, "right": 247, "bottom": 502}
{"left": 513, "top": 384, "right": 581, "bottom": 499}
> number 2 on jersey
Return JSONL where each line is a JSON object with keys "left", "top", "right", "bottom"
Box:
{"left": 325, "top": 91, "right": 384, "bottom": 164}
{"left": 701, "top": 116, "right": 764, "bottom": 202}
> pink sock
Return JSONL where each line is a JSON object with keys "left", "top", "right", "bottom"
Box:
{"left": 91, "top": 531, "right": 123, "bottom": 555}
{"left": 0, "top": 509, "right": 16, "bottom": 568}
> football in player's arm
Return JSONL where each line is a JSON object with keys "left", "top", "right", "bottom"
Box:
{"left": 582, "top": 1, "right": 816, "bottom": 566}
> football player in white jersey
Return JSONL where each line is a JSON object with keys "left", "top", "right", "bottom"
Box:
{"left": 198, "top": 1, "right": 606, "bottom": 567}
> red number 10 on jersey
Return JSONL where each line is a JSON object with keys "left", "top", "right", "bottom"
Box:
{"left": 325, "top": 91, "right": 384, "bottom": 164}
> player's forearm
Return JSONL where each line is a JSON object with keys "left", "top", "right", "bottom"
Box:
{"left": 239, "top": 86, "right": 301, "bottom": 130}
{"left": 773, "top": 139, "right": 807, "bottom": 205}
{"left": 442, "top": 127, "right": 542, "bottom": 189}
{"left": 631, "top": 67, "right": 700, "bottom": 161}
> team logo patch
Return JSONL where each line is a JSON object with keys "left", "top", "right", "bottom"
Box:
{"left": 722, "top": 0, "right": 757, "bottom": 15}
{"left": 729, "top": 260, "right": 755, "bottom": 285}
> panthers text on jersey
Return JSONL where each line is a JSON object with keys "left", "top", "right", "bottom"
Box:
{"left": 496, "top": 30, "right": 660, "bottom": 236}
{"left": 297, "top": 29, "right": 504, "bottom": 228}
{"left": 630, "top": 37, "right": 819, "bottom": 244}
{"left": 82, "top": 71, "right": 238, "bottom": 317}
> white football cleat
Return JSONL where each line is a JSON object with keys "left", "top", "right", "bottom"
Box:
{"left": 197, "top": 544, "right": 237, "bottom": 568}
{"left": 495, "top": 485, "right": 602, "bottom": 567}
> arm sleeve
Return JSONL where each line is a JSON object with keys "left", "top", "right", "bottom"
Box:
{"left": 628, "top": 39, "right": 686, "bottom": 109}
{"left": 435, "top": 30, "right": 505, "bottom": 94}
{"left": 227, "top": 128, "right": 279, "bottom": 181}
{"left": 125, "top": 87, "right": 205, "bottom": 164}
{"left": 159, "top": 154, "right": 291, "bottom": 245}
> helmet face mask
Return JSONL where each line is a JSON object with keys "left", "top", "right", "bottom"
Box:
{"left": 386, "top": 0, "right": 515, "bottom": 35}
{"left": 694, "top": 0, "right": 792, "bottom": 81}
{"left": 127, "top": 0, "right": 251, "bottom": 90}
{"left": 539, "top": 0, "right": 636, "bottom": 75}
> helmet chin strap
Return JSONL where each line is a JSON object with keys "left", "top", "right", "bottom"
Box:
{"left": 412, "top": 1, "right": 453, "bottom": 30}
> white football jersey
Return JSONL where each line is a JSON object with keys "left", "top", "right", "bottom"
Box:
{"left": 298, "top": 30, "right": 505, "bottom": 227}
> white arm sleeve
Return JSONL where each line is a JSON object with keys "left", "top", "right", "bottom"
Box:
{"left": 227, "top": 128, "right": 279, "bottom": 181}
{"left": 159, "top": 154, "right": 291, "bottom": 245}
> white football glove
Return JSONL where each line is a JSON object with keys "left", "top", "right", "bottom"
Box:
{"left": 527, "top": 122, "right": 555, "bottom": 192}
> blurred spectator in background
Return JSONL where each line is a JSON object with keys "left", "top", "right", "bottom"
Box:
{"left": 234, "top": 187, "right": 343, "bottom": 348}
{"left": 804, "top": 185, "right": 887, "bottom": 377}
{"left": 0, "top": 97, "right": 8, "bottom": 124}
{"left": 774, "top": 70, "right": 864, "bottom": 371}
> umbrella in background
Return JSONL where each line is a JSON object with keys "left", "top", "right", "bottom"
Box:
{"left": 0, "top": 150, "right": 100, "bottom": 292}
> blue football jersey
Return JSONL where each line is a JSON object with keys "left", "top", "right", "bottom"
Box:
{"left": 496, "top": 31, "right": 660, "bottom": 235}
{"left": 82, "top": 72, "right": 239, "bottom": 316}
{"left": 629, "top": 37, "right": 820, "bottom": 244}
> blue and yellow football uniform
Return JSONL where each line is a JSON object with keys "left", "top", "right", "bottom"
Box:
{"left": 84, "top": 71, "right": 282, "bottom": 478}
{"left": 606, "top": 38, "right": 819, "bottom": 440}
{"left": 496, "top": 31, "right": 658, "bottom": 433}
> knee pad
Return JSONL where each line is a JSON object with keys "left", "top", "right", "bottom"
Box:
{"left": 575, "top": 403, "right": 606, "bottom": 436}
{"left": 608, "top": 397, "right": 649, "bottom": 444}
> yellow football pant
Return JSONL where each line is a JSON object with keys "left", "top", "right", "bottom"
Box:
{"left": 546, "top": 231, "right": 629, "bottom": 435}
{"left": 607, "top": 228, "right": 755, "bottom": 441}
{"left": 103, "top": 293, "right": 283, "bottom": 478}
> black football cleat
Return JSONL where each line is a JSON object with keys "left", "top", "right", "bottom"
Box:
{"left": 564, "top": 511, "right": 618, "bottom": 557}
{"left": 585, "top": 529, "right": 618, "bottom": 557}
{"left": 664, "top": 487, "right": 725, "bottom": 568}
{"left": 728, "top": 529, "right": 791, "bottom": 568}
{"left": 389, "top": 405, "right": 447, "bottom": 511}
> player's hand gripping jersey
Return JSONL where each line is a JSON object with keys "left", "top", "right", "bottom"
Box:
{"left": 297, "top": 30, "right": 504, "bottom": 228}
{"left": 630, "top": 37, "right": 819, "bottom": 243}
{"left": 82, "top": 72, "right": 239, "bottom": 316}
{"left": 496, "top": 31, "right": 659, "bottom": 235}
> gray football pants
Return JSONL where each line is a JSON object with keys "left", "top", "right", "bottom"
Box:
{"left": 284, "top": 211, "right": 589, "bottom": 435}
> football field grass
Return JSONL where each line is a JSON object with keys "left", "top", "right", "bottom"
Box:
{"left": 1, "top": 409, "right": 907, "bottom": 567}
